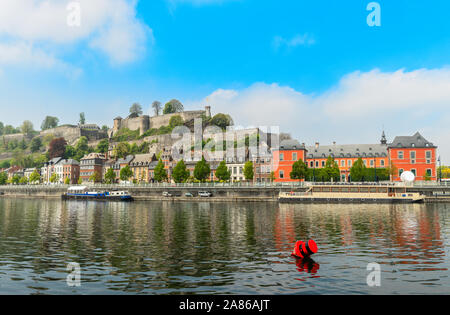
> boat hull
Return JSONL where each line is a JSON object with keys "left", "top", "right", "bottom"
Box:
{"left": 62, "top": 194, "right": 133, "bottom": 202}
{"left": 279, "top": 197, "right": 424, "bottom": 204}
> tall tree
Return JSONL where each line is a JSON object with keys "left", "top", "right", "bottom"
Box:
{"left": 96, "top": 139, "right": 109, "bottom": 153}
{"left": 243, "top": 161, "right": 254, "bottom": 181}
{"left": 215, "top": 160, "right": 231, "bottom": 181}
{"left": 152, "top": 101, "right": 162, "bottom": 116}
{"left": 290, "top": 158, "right": 308, "bottom": 182}
{"left": 30, "top": 137, "right": 42, "bottom": 152}
{"left": 29, "top": 170, "right": 41, "bottom": 184}
{"left": 194, "top": 156, "right": 211, "bottom": 182}
{"left": 154, "top": 160, "right": 168, "bottom": 182}
{"left": 79, "top": 112, "right": 86, "bottom": 125}
{"left": 120, "top": 165, "right": 133, "bottom": 181}
{"left": 89, "top": 171, "right": 102, "bottom": 183}
{"left": 350, "top": 158, "right": 366, "bottom": 182}
{"left": 129, "top": 103, "right": 143, "bottom": 116}
{"left": 172, "top": 160, "right": 190, "bottom": 183}
{"left": 104, "top": 168, "right": 116, "bottom": 184}
{"left": 163, "top": 99, "right": 184, "bottom": 114}
{"left": 21, "top": 120, "right": 34, "bottom": 137}
{"left": 41, "top": 116, "right": 59, "bottom": 130}
{"left": 211, "top": 113, "right": 233, "bottom": 130}
{"left": 48, "top": 137, "right": 67, "bottom": 159}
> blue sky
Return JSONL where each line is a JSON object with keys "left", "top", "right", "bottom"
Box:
{"left": 0, "top": 0, "right": 449, "bottom": 162}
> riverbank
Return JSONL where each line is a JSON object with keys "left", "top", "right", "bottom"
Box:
{"left": 1, "top": 184, "right": 450, "bottom": 203}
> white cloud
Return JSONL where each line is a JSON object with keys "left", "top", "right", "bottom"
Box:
{"left": 197, "top": 67, "right": 450, "bottom": 163}
{"left": 0, "top": 0, "right": 152, "bottom": 68}
{"left": 0, "top": 41, "right": 82, "bottom": 78}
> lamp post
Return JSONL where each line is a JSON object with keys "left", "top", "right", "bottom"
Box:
{"left": 374, "top": 157, "right": 377, "bottom": 183}
{"left": 438, "top": 156, "right": 441, "bottom": 184}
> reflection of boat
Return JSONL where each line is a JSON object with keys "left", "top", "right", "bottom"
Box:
{"left": 279, "top": 184, "right": 425, "bottom": 204}
{"left": 62, "top": 186, "right": 133, "bottom": 201}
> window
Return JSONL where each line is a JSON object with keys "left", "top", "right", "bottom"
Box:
{"left": 399, "top": 169, "right": 404, "bottom": 176}
{"left": 411, "top": 169, "right": 416, "bottom": 176}
{"left": 348, "top": 160, "right": 352, "bottom": 167}
{"left": 315, "top": 161, "right": 319, "bottom": 168}
{"left": 292, "top": 152, "right": 297, "bottom": 161}
{"left": 426, "top": 169, "right": 432, "bottom": 177}
{"left": 279, "top": 170, "right": 284, "bottom": 179}
{"left": 310, "top": 161, "right": 314, "bottom": 168}
{"left": 280, "top": 153, "right": 284, "bottom": 161}
{"left": 410, "top": 151, "right": 416, "bottom": 164}
{"left": 341, "top": 160, "right": 345, "bottom": 167}
{"left": 426, "top": 151, "right": 432, "bottom": 159}
{"left": 398, "top": 151, "right": 404, "bottom": 159}
{"left": 321, "top": 161, "right": 325, "bottom": 167}
{"left": 370, "top": 160, "right": 374, "bottom": 167}
{"left": 380, "top": 159, "right": 385, "bottom": 167}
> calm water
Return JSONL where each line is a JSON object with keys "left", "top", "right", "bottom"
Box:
{"left": 0, "top": 198, "right": 448, "bottom": 295}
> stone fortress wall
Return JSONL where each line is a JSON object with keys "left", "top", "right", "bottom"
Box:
{"left": 39, "top": 125, "right": 107, "bottom": 145}
{"left": 112, "top": 106, "right": 211, "bottom": 136}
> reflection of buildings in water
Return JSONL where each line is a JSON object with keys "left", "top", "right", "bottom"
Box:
{"left": 274, "top": 205, "right": 296, "bottom": 253}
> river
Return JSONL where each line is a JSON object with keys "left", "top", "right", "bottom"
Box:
{"left": 0, "top": 198, "right": 448, "bottom": 294}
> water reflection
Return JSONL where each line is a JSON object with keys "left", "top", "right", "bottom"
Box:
{"left": 0, "top": 198, "right": 448, "bottom": 294}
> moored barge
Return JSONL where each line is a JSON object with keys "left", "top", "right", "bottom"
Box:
{"left": 279, "top": 184, "right": 425, "bottom": 204}
{"left": 62, "top": 186, "right": 133, "bottom": 202}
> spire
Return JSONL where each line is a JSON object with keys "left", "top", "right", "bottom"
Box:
{"left": 381, "top": 130, "right": 387, "bottom": 145}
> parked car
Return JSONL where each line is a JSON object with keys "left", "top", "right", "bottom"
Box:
{"left": 198, "top": 191, "right": 212, "bottom": 197}
{"left": 185, "top": 192, "right": 194, "bottom": 197}
{"left": 162, "top": 191, "right": 172, "bottom": 197}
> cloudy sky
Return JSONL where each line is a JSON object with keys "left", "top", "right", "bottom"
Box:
{"left": 0, "top": 0, "right": 449, "bottom": 163}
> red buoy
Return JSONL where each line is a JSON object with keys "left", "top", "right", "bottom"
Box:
{"left": 291, "top": 240, "right": 318, "bottom": 259}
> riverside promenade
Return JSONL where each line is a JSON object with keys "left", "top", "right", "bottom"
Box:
{"left": 1, "top": 182, "right": 450, "bottom": 203}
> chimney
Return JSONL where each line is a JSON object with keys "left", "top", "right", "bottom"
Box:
{"left": 205, "top": 106, "right": 211, "bottom": 118}
{"left": 315, "top": 142, "right": 319, "bottom": 149}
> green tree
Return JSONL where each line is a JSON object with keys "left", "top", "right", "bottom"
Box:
{"left": 89, "top": 171, "right": 102, "bottom": 183}
{"left": 11, "top": 174, "right": 21, "bottom": 185}
{"left": 130, "top": 103, "right": 143, "bottom": 116}
{"left": 30, "top": 137, "right": 42, "bottom": 152}
{"left": 113, "top": 142, "right": 131, "bottom": 159}
{"left": 154, "top": 160, "right": 168, "bottom": 182}
{"left": 350, "top": 158, "right": 366, "bottom": 182}
{"left": 104, "top": 168, "right": 116, "bottom": 184}
{"left": 64, "top": 177, "right": 70, "bottom": 185}
{"left": 29, "top": 170, "right": 41, "bottom": 183}
{"left": 96, "top": 139, "right": 109, "bottom": 153}
{"left": 194, "top": 156, "right": 211, "bottom": 182}
{"left": 163, "top": 99, "right": 184, "bottom": 114}
{"left": 215, "top": 161, "right": 231, "bottom": 181}
{"left": 79, "top": 112, "right": 86, "bottom": 125}
{"left": 172, "top": 160, "right": 190, "bottom": 183}
{"left": 270, "top": 171, "right": 276, "bottom": 182}
{"left": 0, "top": 172, "right": 8, "bottom": 185}
{"left": 322, "top": 156, "right": 340, "bottom": 182}
{"left": 243, "top": 161, "right": 254, "bottom": 181}
{"left": 120, "top": 165, "right": 133, "bottom": 181}
{"left": 169, "top": 115, "right": 184, "bottom": 129}
{"left": 41, "top": 116, "right": 59, "bottom": 130}
{"left": 211, "top": 113, "right": 233, "bottom": 130}
{"left": 290, "top": 158, "right": 308, "bottom": 182}
{"left": 50, "top": 173, "right": 59, "bottom": 183}
{"left": 21, "top": 120, "right": 34, "bottom": 137}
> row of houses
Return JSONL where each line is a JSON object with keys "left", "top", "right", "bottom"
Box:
{"left": 1, "top": 131, "right": 439, "bottom": 184}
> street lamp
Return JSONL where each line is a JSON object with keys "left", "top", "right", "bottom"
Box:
{"left": 438, "top": 156, "right": 441, "bottom": 184}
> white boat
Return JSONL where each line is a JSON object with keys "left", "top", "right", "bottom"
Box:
{"left": 279, "top": 184, "right": 425, "bottom": 203}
